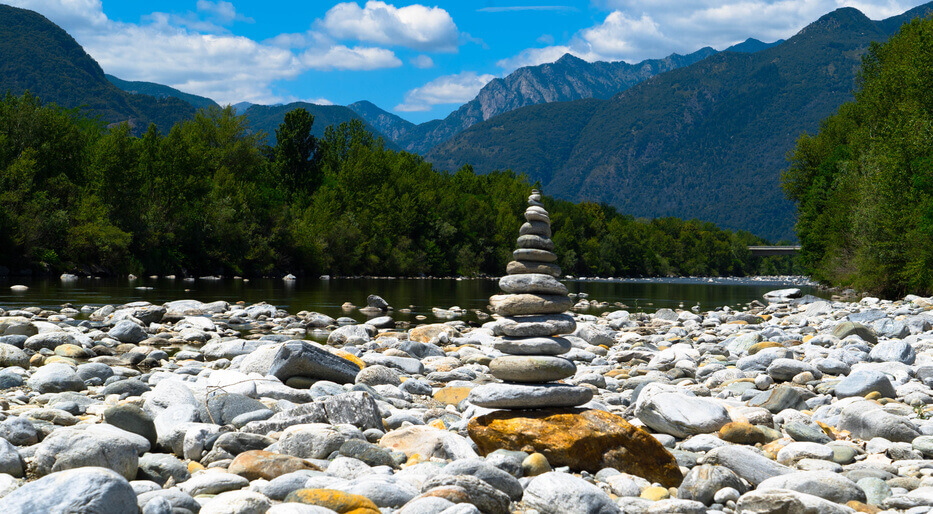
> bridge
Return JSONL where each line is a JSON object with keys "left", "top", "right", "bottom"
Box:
{"left": 748, "top": 245, "right": 802, "bottom": 256}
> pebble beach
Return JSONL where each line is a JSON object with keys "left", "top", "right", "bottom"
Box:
{"left": 0, "top": 193, "right": 932, "bottom": 513}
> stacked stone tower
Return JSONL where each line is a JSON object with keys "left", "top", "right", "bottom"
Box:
{"left": 468, "top": 189, "right": 593, "bottom": 409}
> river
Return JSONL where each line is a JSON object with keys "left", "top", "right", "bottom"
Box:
{"left": 0, "top": 276, "right": 822, "bottom": 323}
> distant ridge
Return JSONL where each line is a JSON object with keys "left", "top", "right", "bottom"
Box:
{"left": 348, "top": 47, "right": 720, "bottom": 154}
{"left": 106, "top": 75, "right": 219, "bottom": 110}
{"left": 243, "top": 102, "right": 399, "bottom": 148}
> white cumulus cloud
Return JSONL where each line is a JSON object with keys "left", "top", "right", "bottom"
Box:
{"left": 3, "top": 0, "right": 406, "bottom": 104}
{"left": 301, "top": 45, "right": 402, "bottom": 71}
{"left": 322, "top": 1, "right": 459, "bottom": 52}
{"left": 395, "top": 71, "right": 495, "bottom": 112}
{"left": 410, "top": 54, "right": 435, "bottom": 68}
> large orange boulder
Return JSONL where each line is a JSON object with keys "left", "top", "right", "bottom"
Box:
{"left": 468, "top": 408, "right": 683, "bottom": 487}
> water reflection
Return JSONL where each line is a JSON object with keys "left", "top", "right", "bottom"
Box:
{"left": 0, "top": 276, "right": 822, "bottom": 323}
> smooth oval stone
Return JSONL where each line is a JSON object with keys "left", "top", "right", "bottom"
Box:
{"left": 524, "top": 211, "right": 550, "bottom": 223}
{"left": 468, "top": 383, "right": 593, "bottom": 409}
{"left": 513, "top": 249, "right": 557, "bottom": 263}
{"left": 516, "top": 235, "right": 554, "bottom": 251}
{"left": 499, "top": 274, "right": 567, "bottom": 295}
{"left": 520, "top": 221, "right": 551, "bottom": 238}
{"left": 488, "top": 356, "right": 576, "bottom": 383}
{"left": 493, "top": 314, "right": 576, "bottom": 337}
{"left": 492, "top": 337, "right": 571, "bottom": 355}
{"left": 507, "top": 260, "right": 561, "bottom": 277}
{"left": 489, "top": 294, "right": 572, "bottom": 316}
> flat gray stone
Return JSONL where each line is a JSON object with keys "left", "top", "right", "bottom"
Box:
{"left": 489, "top": 294, "right": 572, "bottom": 316}
{"left": 488, "top": 355, "right": 575, "bottom": 383}
{"left": 492, "top": 336, "right": 571, "bottom": 355}
{"left": 493, "top": 314, "right": 576, "bottom": 337}
{"left": 516, "top": 235, "right": 555, "bottom": 251}
{"left": 837, "top": 399, "right": 920, "bottom": 442}
{"left": 467, "top": 383, "right": 593, "bottom": 409}
{"left": 499, "top": 274, "right": 567, "bottom": 295}
{"left": 512, "top": 249, "right": 557, "bottom": 263}
{"left": 506, "top": 260, "right": 561, "bottom": 278}
{"left": 27, "top": 363, "right": 85, "bottom": 393}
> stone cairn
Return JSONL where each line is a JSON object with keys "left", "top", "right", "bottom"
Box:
{"left": 468, "top": 189, "right": 594, "bottom": 409}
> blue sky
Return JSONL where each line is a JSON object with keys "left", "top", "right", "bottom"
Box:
{"left": 4, "top": 0, "right": 927, "bottom": 123}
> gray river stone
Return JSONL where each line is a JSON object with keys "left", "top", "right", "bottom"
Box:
{"left": 468, "top": 383, "right": 593, "bottom": 409}
{"left": 758, "top": 470, "right": 866, "bottom": 504}
{"left": 516, "top": 235, "right": 555, "bottom": 251}
{"left": 493, "top": 314, "right": 576, "bottom": 337}
{"left": 523, "top": 472, "right": 619, "bottom": 514}
{"left": 835, "top": 370, "right": 896, "bottom": 399}
{"left": 24, "top": 331, "right": 80, "bottom": 351}
{"left": 702, "top": 445, "right": 793, "bottom": 486}
{"left": 524, "top": 209, "right": 550, "bottom": 224}
{"left": 33, "top": 426, "right": 140, "bottom": 479}
{"left": 837, "top": 399, "right": 920, "bottom": 442}
{"left": 512, "top": 248, "right": 558, "bottom": 263}
{"left": 0, "top": 343, "right": 28, "bottom": 368}
{"left": 635, "top": 392, "right": 730, "bottom": 438}
{"left": 869, "top": 340, "right": 915, "bottom": 364}
{"left": 27, "top": 363, "right": 85, "bottom": 393}
{"left": 0, "top": 467, "right": 137, "bottom": 514}
{"left": 269, "top": 340, "right": 360, "bottom": 384}
{"left": 506, "top": 260, "right": 561, "bottom": 278}
{"left": 499, "top": 274, "right": 568, "bottom": 296}
{"left": 491, "top": 336, "right": 571, "bottom": 355}
{"left": 489, "top": 294, "right": 573, "bottom": 316}
{"left": 488, "top": 356, "right": 576, "bottom": 383}
{"left": 108, "top": 320, "right": 148, "bottom": 343}
{"left": 520, "top": 221, "right": 551, "bottom": 238}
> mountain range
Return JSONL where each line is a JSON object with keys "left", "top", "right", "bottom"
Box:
{"left": 3, "top": 1, "right": 930, "bottom": 241}
{"left": 426, "top": 3, "right": 933, "bottom": 241}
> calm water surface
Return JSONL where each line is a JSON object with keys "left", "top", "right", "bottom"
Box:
{"left": 0, "top": 276, "right": 823, "bottom": 323}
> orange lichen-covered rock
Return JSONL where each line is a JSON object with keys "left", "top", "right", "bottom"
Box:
{"left": 333, "top": 350, "right": 365, "bottom": 370}
{"left": 229, "top": 450, "right": 319, "bottom": 481}
{"left": 284, "top": 489, "right": 380, "bottom": 514}
{"left": 748, "top": 341, "right": 783, "bottom": 355}
{"left": 719, "top": 422, "right": 772, "bottom": 445}
{"left": 433, "top": 386, "right": 472, "bottom": 405}
{"left": 468, "top": 408, "right": 683, "bottom": 488}
{"left": 409, "top": 324, "right": 460, "bottom": 343}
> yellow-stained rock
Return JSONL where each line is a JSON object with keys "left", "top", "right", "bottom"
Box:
{"left": 44, "top": 356, "right": 77, "bottom": 365}
{"left": 726, "top": 320, "right": 748, "bottom": 325}
{"left": 229, "top": 450, "right": 319, "bottom": 480}
{"left": 54, "top": 344, "right": 93, "bottom": 358}
{"left": 30, "top": 354, "right": 45, "bottom": 366}
{"left": 847, "top": 500, "right": 881, "bottom": 513}
{"left": 718, "top": 422, "right": 772, "bottom": 445}
{"left": 433, "top": 387, "right": 472, "bottom": 405}
{"left": 284, "top": 489, "right": 380, "bottom": 514}
{"left": 409, "top": 324, "right": 461, "bottom": 344}
{"left": 748, "top": 341, "right": 783, "bottom": 355}
{"left": 640, "top": 486, "right": 670, "bottom": 501}
{"left": 333, "top": 350, "right": 365, "bottom": 370}
{"left": 188, "top": 462, "right": 205, "bottom": 473}
{"left": 803, "top": 334, "right": 815, "bottom": 343}
{"left": 467, "top": 408, "right": 683, "bottom": 488}
{"left": 865, "top": 391, "right": 882, "bottom": 401}
{"left": 522, "top": 452, "right": 551, "bottom": 477}
{"left": 428, "top": 419, "right": 446, "bottom": 430}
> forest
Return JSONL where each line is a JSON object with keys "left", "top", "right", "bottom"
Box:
{"left": 0, "top": 92, "right": 792, "bottom": 278}
{"left": 783, "top": 15, "right": 933, "bottom": 296}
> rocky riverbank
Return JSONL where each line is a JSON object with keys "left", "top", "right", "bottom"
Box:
{"left": 0, "top": 288, "right": 931, "bottom": 513}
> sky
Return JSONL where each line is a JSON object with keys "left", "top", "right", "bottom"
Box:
{"left": 3, "top": 0, "right": 928, "bottom": 123}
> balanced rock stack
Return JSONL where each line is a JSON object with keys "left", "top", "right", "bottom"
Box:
{"left": 468, "top": 189, "right": 593, "bottom": 409}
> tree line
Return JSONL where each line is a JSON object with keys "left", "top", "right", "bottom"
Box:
{"left": 0, "top": 92, "right": 793, "bottom": 278}
{"left": 782, "top": 15, "right": 933, "bottom": 297}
